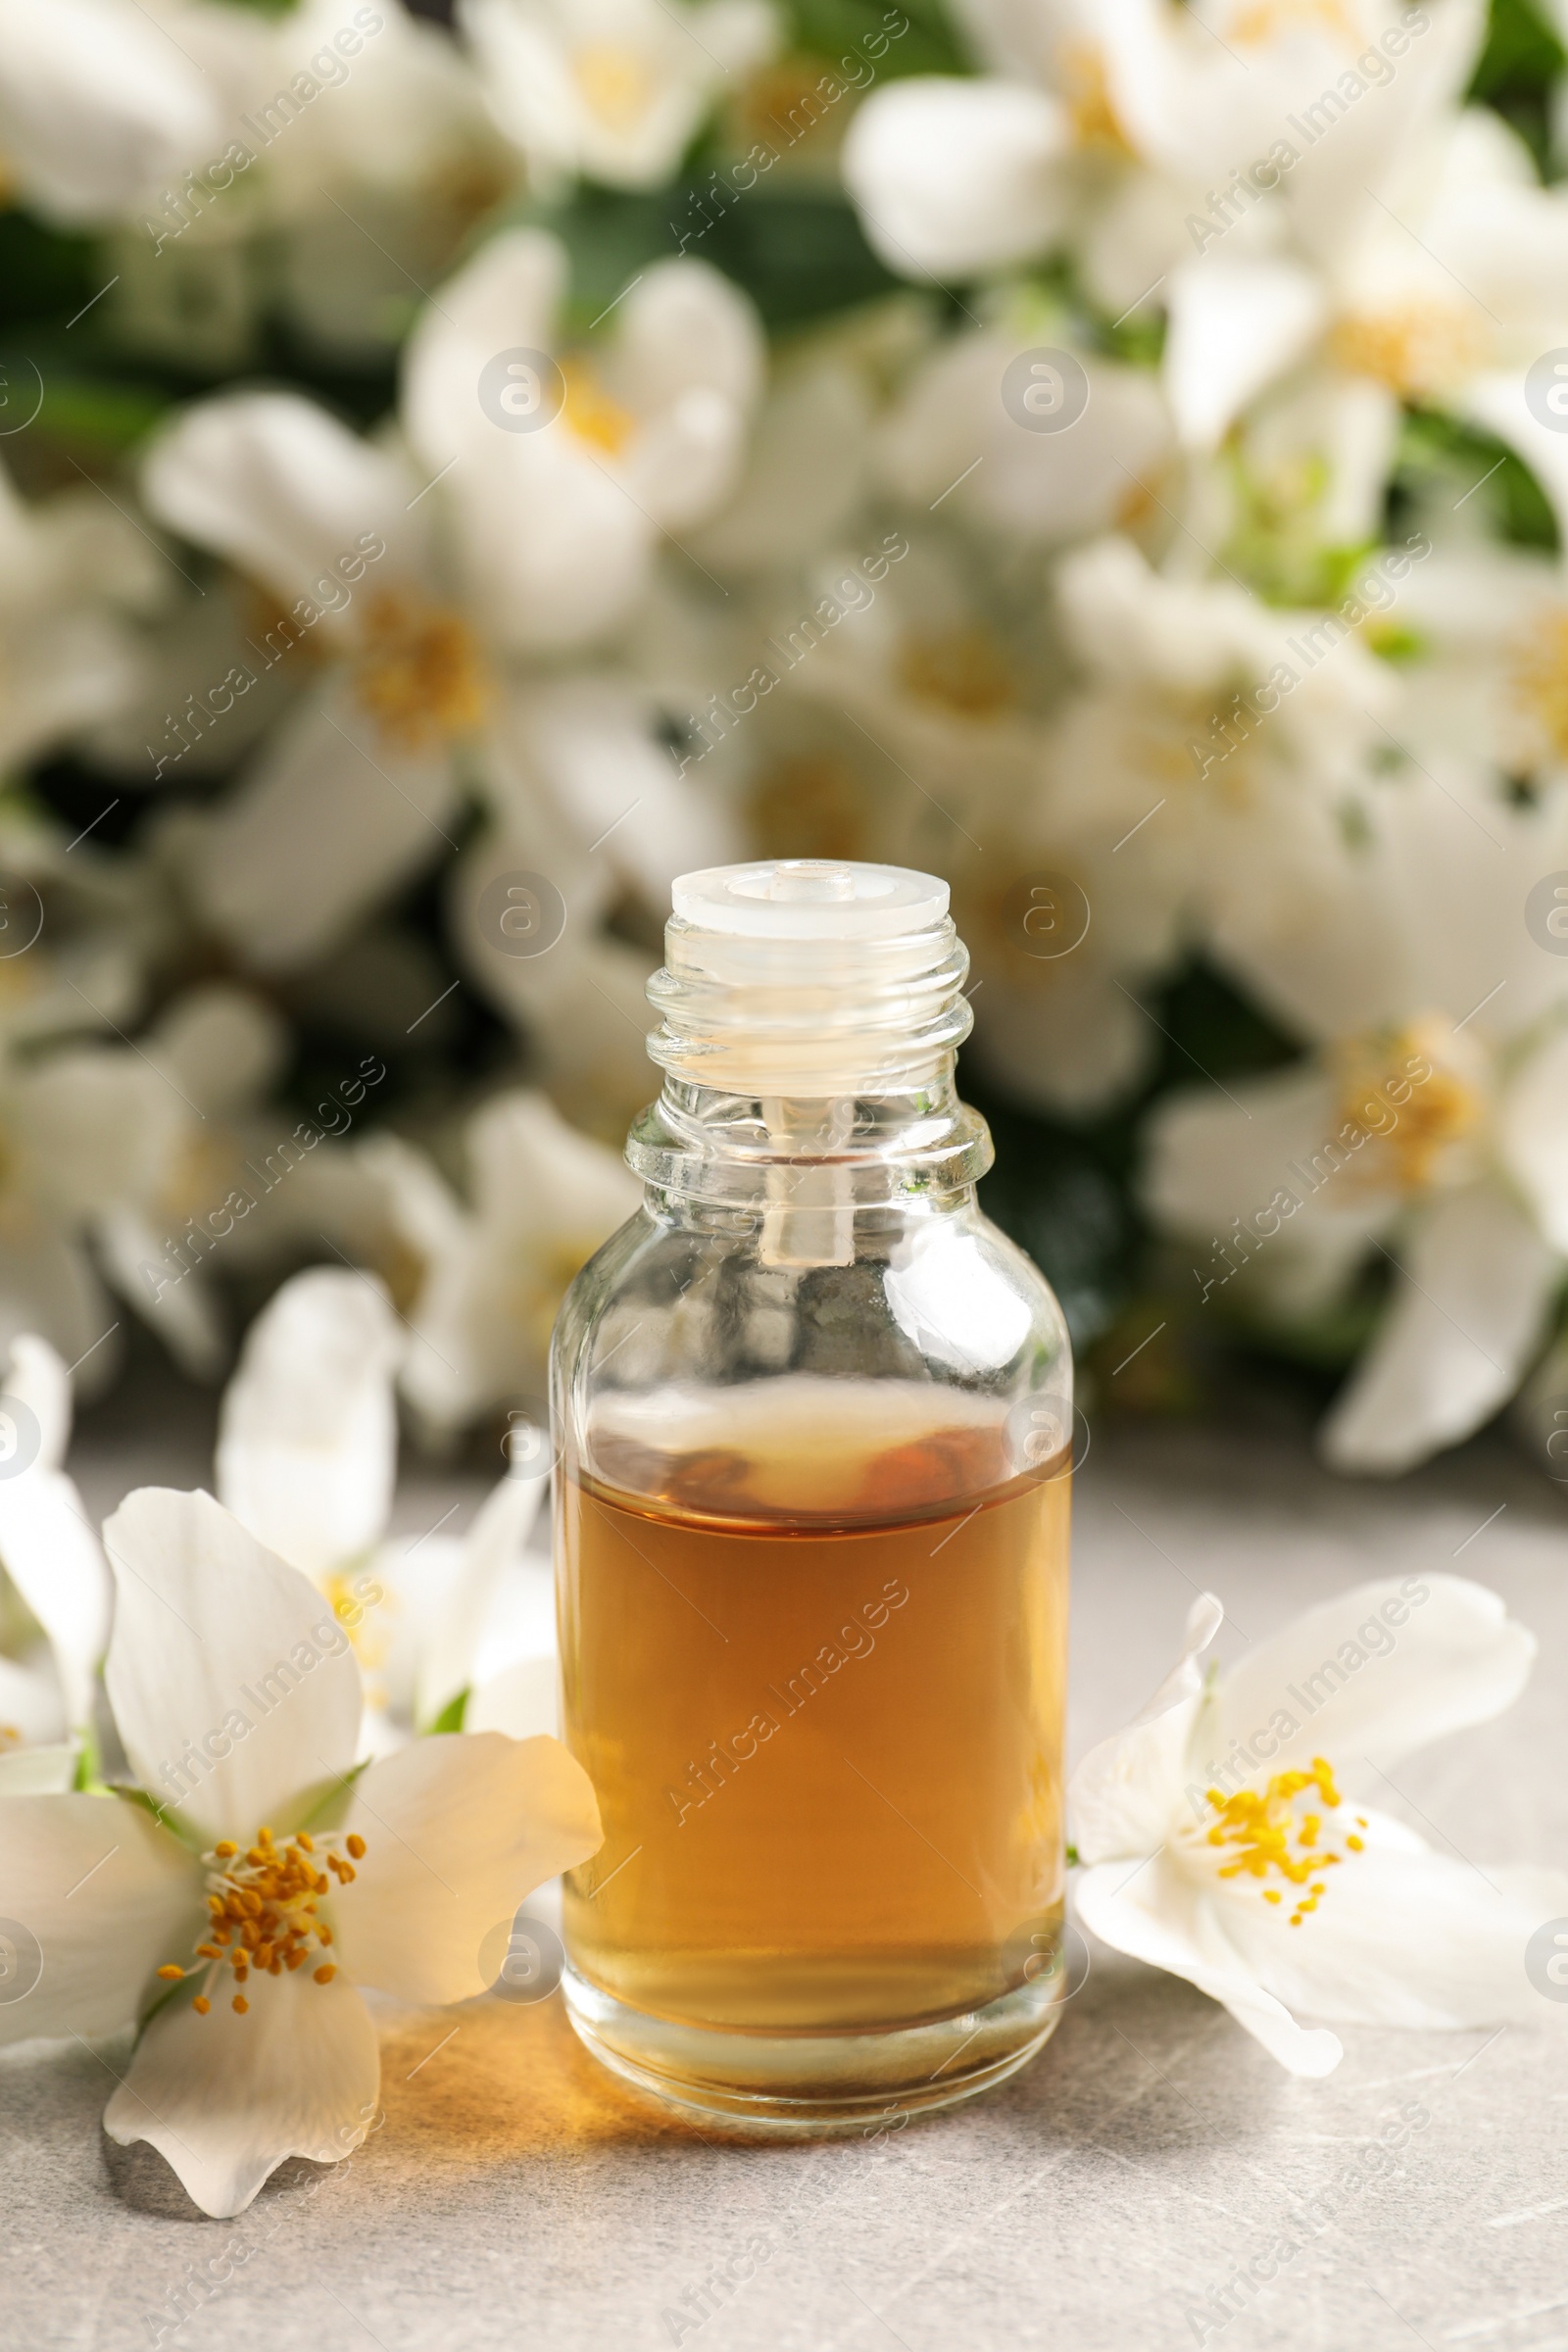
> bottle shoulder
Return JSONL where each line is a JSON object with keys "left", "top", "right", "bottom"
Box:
{"left": 551, "top": 1195, "right": 1072, "bottom": 1512}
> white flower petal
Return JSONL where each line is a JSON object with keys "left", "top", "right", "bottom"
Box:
{"left": 1469, "top": 369, "right": 1568, "bottom": 556}
{"left": 358, "top": 1132, "right": 466, "bottom": 1267}
{"left": 0, "top": 1469, "right": 110, "bottom": 1733}
{"left": 103, "top": 1488, "right": 363, "bottom": 1842}
{"left": 141, "top": 391, "right": 423, "bottom": 613}
{"left": 0, "top": 1792, "right": 194, "bottom": 2046}
{"left": 96, "top": 1208, "right": 228, "bottom": 1385}
{"left": 334, "top": 1731, "right": 601, "bottom": 2002}
{"left": 1145, "top": 1065, "right": 1343, "bottom": 1231}
{"left": 1203, "top": 1574, "right": 1536, "bottom": 1783}
{"left": 691, "top": 360, "right": 872, "bottom": 575}
{"left": 880, "top": 328, "right": 1172, "bottom": 548}
{"left": 104, "top": 1967, "right": 379, "bottom": 2219}
{"left": 1142, "top": 1062, "right": 1395, "bottom": 1317}
{"left": 989, "top": 359, "right": 1172, "bottom": 544}
{"left": 217, "top": 1268, "right": 402, "bottom": 1580}
{"left": 967, "top": 958, "right": 1161, "bottom": 1119}
{"left": 386, "top": 1084, "right": 642, "bottom": 1436}
{"left": 469, "top": 1553, "right": 557, "bottom": 1690}
{"left": 466, "top": 1655, "right": 558, "bottom": 1741}
{"left": 0, "top": 1337, "right": 108, "bottom": 1731}
{"left": 402, "top": 225, "right": 565, "bottom": 476}
{"left": 469, "top": 1087, "right": 642, "bottom": 1244}
{"left": 413, "top": 1474, "right": 545, "bottom": 1732}
{"left": 608, "top": 255, "right": 763, "bottom": 420}
{"left": 1321, "top": 1182, "right": 1559, "bottom": 1474}
{"left": 0, "top": 1236, "right": 120, "bottom": 1401}
{"left": 1075, "top": 1852, "right": 1343, "bottom": 2077}
{"left": 1162, "top": 259, "right": 1326, "bottom": 454}
{"left": 843, "top": 77, "right": 1072, "bottom": 279}
{"left": 461, "top": 0, "right": 776, "bottom": 190}
{"left": 2, "top": 1333, "right": 71, "bottom": 1470}
{"left": 146, "top": 984, "right": 288, "bottom": 1123}
{"left": 16, "top": 1046, "right": 177, "bottom": 1223}
{"left": 445, "top": 435, "right": 653, "bottom": 654}
{"left": 1498, "top": 1027, "right": 1568, "bottom": 1256}
{"left": 0, "top": 1740, "right": 76, "bottom": 1793}
{"left": 178, "top": 674, "right": 461, "bottom": 973}
{"left": 620, "top": 386, "right": 748, "bottom": 531}
{"left": 1069, "top": 1593, "right": 1224, "bottom": 1864}
{"left": 1282, "top": 0, "right": 1489, "bottom": 269}
{"left": 0, "top": 0, "right": 225, "bottom": 225}
{"left": 1095, "top": 0, "right": 1264, "bottom": 184}
{"left": 519, "top": 674, "right": 742, "bottom": 898}
{"left": 0, "top": 1646, "right": 63, "bottom": 1742}
{"left": 1218, "top": 1825, "right": 1568, "bottom": 2034}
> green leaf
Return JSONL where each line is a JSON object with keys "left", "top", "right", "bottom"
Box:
{"left": 506, "top": 182, "right": 903, "bottom": 334}
{"left": 425, "top": 1688, "right": 470, "bottom": 1735}
{"left": 1468, "top": 0, "right": 1565, "bottom": 174}
{"left": 778, "top": 0, "right": 968, "bottom": 76}
{"left": 34, "top": 371, "right": 174, "bottom": 453}
{"left": 0, "top": 210, "right": 96, "bottom": 334}
{"left": 111, "top": 1783, "right": 191, "bottom": 1839}
{"left": 71, "top": 1723, "right": 104, "bottom": 1794}
{"left": 1395, "top": 408, "right": 1557, "bottom": 552}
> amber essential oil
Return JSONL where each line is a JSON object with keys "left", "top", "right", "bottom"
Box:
{"left": 552, "top": 858, "right": 1075, "bottom": 2128}
{"left": 559, "top": 1384, "right": 1069, "bottom": 2119}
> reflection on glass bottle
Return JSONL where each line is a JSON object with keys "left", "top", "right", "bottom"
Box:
{"left": 552, "top": 859, "right": 1073, "bottom": 2129}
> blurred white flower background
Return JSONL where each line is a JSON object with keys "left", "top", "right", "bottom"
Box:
{"left": 6, "top": 0, "right": 1568, "bottom": 2232}
{"left": 2, "top": 0, "right": 1568, "bottom": 1498}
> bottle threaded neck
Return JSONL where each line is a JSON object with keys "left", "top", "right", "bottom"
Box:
{"left": 644, "top": 858, "right": 974, "bottom": 1098}
{"left": 631, "top": 863, "right": 991, "bottom": 1254}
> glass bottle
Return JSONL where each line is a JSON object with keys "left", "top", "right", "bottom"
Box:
{"left": 552, "top": 858, "right": 1073, "bottom": 2130}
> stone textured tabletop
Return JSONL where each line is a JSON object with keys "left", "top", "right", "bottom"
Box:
{"left": 7, "top": 1392, "right": 1568, "bottom": 2352}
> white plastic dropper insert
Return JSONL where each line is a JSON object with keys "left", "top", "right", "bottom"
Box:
{"left": 646, "top": 858, "right": 973, "bottom": 1269}
{"left": 675, "top": 858, "right": 947, "bottom": 939}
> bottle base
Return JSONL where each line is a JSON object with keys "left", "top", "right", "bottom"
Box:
{"left": 561, "top": 1964, "right": 1062, "bottom": 2134}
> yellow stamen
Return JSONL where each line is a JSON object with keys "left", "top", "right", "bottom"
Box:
{"left": 1330, "top": 1018, "right": 1483, "bottom": 1197}
{"left": 1230, "top": 0, "right": 1359, "bottom": 43}
{"left": 557, "top": 355, "right": 636, "bottom": 459}
{"left": 1058, "top": 38, "right": 1131, "bottom": 151}
{"left": 572, "top": 42, "right": 656, "bottom": 132}
{"left": 1511, "top": 606, "right": 1568, "bottom": 764}
{"left": 346, "top": 1834, "right": 366, "bottom": 1861}
{"left": 1328, "top": 302, "right": 1488, "bottom": 401}
{"left": 897, "top": 627, "right": 1018, "bottom": 720}
{"left": 161, "top": 1824, "right": 367, "bottom": 2018}
{"left": 1200, "top": 1756, "right": 1361, "bottom": 1926}
{"left": 352, "top": 589, "right": 488, "bottom": 751}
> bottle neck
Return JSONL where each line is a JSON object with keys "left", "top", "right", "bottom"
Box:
{"left": 625, "top": 1062, "right": 993, "bottom": 1265}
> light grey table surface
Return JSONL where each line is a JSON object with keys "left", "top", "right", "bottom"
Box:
{"left": 6, "top": 1388, "right": 1568, "bottom": 2352}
